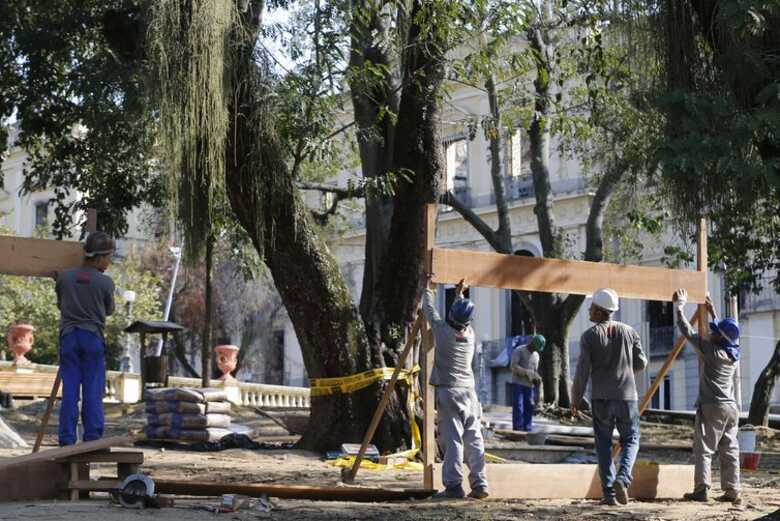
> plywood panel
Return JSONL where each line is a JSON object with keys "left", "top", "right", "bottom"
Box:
{"left": 430, "top": 248, "right": 706, "bottom": 303}
{"left": 0, "top": 460, "right": 70, "bottom": 501}
{"left": 0, "top": 235, "right": 83, "bottom": 277}
{"left": 432, "top": 462, "right": 693, "bottom": 499}
{"left": 0, "top": 436, "right": 134, "bottom": 469}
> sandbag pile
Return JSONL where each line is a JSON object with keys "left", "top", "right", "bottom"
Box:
{"left": 144, "top": 387, "right": 233, "bottom": 443}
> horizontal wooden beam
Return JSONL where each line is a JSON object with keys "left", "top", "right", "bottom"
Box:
{"left": 430, "top": 247, "right": 706, "bottom": 303}
{"left": 433, "top": 463, "right": 693, "bottom": 499}
{"left": 0, "top": 436, "right": 135, "bottom": 469}
{"left": 0, "top": 235, "right": 83, "bottom": 278}
{"left": 154, "top": 479, "right": 435, "bottom": 502}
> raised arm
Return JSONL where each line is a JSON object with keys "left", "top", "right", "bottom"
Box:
{"left": 421, "top": 286, "right": 442, "bottom": 326}
{"left": 673, "top": 288, "right": 703, "bottom": 353}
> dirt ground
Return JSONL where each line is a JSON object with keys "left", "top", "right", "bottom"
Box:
{"left": 0, "top": 402, "right": 778, "bottom": 521}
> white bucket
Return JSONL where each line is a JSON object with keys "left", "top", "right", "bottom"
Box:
{"left": 737, "top": 426, "right": 757, "bottom": 453}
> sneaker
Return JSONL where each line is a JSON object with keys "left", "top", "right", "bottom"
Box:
{"left": 683, "top": 487, "right": 709, "bottom": 502}
{"left": 716, "top": 491, "right": 742, "bottom": 505}
{"left": 613, "top": 479, "right": 628, "bottom": 505}
{"left": 433, "top": 485, "right": 465, "bottom": 499}
{"left": 467, "top": 487, "right": 489, "bottom": 500}
{"left": 600, "top": 496, "right": 618, "bottom": 506}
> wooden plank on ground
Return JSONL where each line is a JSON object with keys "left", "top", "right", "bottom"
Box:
{"left": 0, "top": 436, "right": 135, "bottom": 469}
{"left": 430, "top": 248, "right": 706, "bottom": 303}
{"left": 68, "top": 479, "right": 121, "bottom": 492}
{"left": 432, "top": 463, "right": 693, "bottom": 499}
{"left": 0, "top": 235, "right": 83, "bottom": 277}
{"left": 153, "top": 480, "right": 435, "bottom": 502}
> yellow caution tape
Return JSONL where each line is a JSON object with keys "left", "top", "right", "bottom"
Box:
{"left": 310, "top": 366, "right": 420, "bottom": 396}
{"left": 485, "top": 452, "right": 508, "bottom": 463}
{"left": 329, "top": 455, "right": 424, "bottom": 472}
{"left": 316, "top": 365, "right": 423, "bottom": 469}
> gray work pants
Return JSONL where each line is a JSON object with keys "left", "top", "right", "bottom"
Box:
{"left": 694, "top": 402, "right": 740, "bottom": 493}
{"left": 436, "top": 386, "right": 488, "bottom": 491}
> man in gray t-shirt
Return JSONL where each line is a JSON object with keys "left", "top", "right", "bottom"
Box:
{"left": 422, "top": 278, "right": 487, "bottom": 500}
{"left": 55, "top": 232, "right": 115, "bottom": 446}
{"left": 510, "top": 335, "right": 544, "bottom": 431}
{"left": 571, "top": 288, "right": 647, "bottom": 506}
{"left": 674, "top": 289, "right": 741, "bottom": 504}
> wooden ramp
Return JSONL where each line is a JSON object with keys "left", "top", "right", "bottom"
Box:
{"left": 433, "top": 462, "right": 693, "bottom": 499}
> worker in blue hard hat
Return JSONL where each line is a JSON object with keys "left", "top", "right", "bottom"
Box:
{"left": 510, "top": 334, "right": 545, "bottom": 432}
{"left": 423, "top": 277, "right": 488, "bottom": 500}
{"left": 673, "top": 289, "right": 742, "bottom": 505}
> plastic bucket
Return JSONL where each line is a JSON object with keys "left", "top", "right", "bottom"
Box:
{"left": 740, "top": 452, "right": 760, "bottom": 471}
{"left": 737, "top": 427, "right": 757, "bottom": 453}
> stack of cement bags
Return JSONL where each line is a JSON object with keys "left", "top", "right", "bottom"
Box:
{"left": 144, "top": 387, "right": 233, "bottom": 443}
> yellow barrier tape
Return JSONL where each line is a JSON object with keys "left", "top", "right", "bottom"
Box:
{"left": 329, "top": 455, "right": 424, "bottom": 472}
{"left": 316, "top": 365, "right": 423, "bottom": 468}
{"left": 485, "top": 452, "right": 508, "bottom": 463}
{"left": 310, "top": 366, "right": 420, "bottom": 397}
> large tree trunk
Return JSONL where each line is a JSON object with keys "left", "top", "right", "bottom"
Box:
{"left": 748, "top": 340, "right": 780, "bottom": 427}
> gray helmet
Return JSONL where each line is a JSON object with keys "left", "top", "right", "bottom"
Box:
{"left": 84, "top": 231, "right": 115, "bottom": 258}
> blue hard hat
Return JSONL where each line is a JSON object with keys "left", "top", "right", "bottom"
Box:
{"left": 709, "top": 318, "right": 740, "bottom": 347}
{"left": 448, "top": 298, "right": 476, "bottom": 328}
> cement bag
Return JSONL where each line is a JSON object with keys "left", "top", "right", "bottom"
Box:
{"left": 144, "top": 387, "right": 228, "bottom": 403}
{"left": 145, "top": 400, "right": 232, "bottom": 415}
{"left": 145, "top": 426, "right": 232, "bottom": 442}
{"left": 147, "top": 413, "right": 232, "bottom": 429}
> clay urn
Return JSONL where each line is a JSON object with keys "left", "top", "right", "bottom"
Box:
{"left": 7, "top": 324, "right": 35, "bottom": 365}
{"left": 214, "top": 344, "right": 240, "bottom": 382}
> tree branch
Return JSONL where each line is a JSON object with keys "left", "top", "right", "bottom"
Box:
{"left": 297, "top": 181, "right": 365, "bottom": 198}
{"left": 440, "top": 191, "right": 504, "bottom": 252}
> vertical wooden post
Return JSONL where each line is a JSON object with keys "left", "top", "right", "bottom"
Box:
{"left": 697, "top": 218, "right": 708, "bottom": 339}
{"left": 422, "top": 203, "right": 436, "bottom": 489}
{"left": 728, "top": 295, "right": 741, "bottom": 409}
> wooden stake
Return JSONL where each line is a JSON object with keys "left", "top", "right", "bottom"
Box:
{"left": 342, "top": 313, "right": 424, "bottom": 483}
{"left": 421, "top": 320, "right": 435, "bottom": 489}
{"left": 32, "top": 369, "right": 62, "bottom": 453}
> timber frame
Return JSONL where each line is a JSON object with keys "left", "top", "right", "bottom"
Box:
{"left": 421, "top": 203, "right": 708, "bottom": 496}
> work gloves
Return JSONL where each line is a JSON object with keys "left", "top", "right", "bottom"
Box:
{"left": 673, "top": 288, "right": 687, "bottom": 311}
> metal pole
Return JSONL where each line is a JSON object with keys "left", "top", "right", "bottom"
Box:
{"left": 154, "top": 245, "right": 182, "bottom": 356}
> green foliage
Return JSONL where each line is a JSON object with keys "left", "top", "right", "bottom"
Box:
{"left": 0, "top": 0, "right": 164, "bottom": 237}
{"left": 0, "top": 251, "right": 162, "bottom": 370}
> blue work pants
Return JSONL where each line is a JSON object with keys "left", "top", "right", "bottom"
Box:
{"left": 511, "top": 383, "right": 535, "bottom": 431}
{"left": 591, "top": 399, "right": 640, "bottom": 499}
{"left": 58, "top": 328, "right": 106, "bottom": 446}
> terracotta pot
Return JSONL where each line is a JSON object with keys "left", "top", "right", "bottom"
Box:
{"left": 214, "top": 344, "right": 240, "bottom": 382}
{"left": 7, "top": 324, "right": 35, "bottom": 365}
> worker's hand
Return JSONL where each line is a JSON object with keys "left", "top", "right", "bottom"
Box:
{"left": 50, "top": 270, "right": 58, "bottom": 281}
{"left": 425, "top": 273, "right": 434, "bottom": 290}
{"left": 673, "top": 288, "right": 687, "bottom": 309}
{"left": 454, "top": 278, "right": 467, "bottom": 297}
{"left": 533, "top": 374, "right": 542, "bottom": 385}
{"left": 571, "top": 405, "right": 578, "bottom": 418}
{"left": 705, "top": 294, "right": 716, "bottom": 316}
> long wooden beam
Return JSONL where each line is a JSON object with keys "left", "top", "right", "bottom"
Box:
{"left": 430, "top": 247, "right": 707, "bottom": 303}
{"left": 433, "top": 463, "right": 693, "bottom": 499}
{"left": 0, "top": 235, "right": 83, "bottom": 277}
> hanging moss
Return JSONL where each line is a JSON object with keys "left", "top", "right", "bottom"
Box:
{"left": 148, "top": 0, "right": 240, "bottom": 262}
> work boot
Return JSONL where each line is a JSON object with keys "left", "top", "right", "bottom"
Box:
{"left": 683, "top": 486, "right": 709, "bottom": 502}
{"left": 467, "top": 487, "right": 489, "bottom": 500}
{"left": 433, "top": 485, "right": 465, "bottom": 499}
{"left": 599, "top": 496, "right": 618, "bottom": 506}
{"left": 716, "top": 490, "right": 742, "bottom": 506}
{"left": 613, "top": 479, "right": 629, "bottom": 505}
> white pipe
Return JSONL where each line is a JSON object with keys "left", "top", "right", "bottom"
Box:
{"left": 153, "top": 245, "right": 182, "bottom": 356}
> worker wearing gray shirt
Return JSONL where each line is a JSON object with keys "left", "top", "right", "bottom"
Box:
{"left": 422, "top": 278, "right": 487, "bottom": 500}
{"left": 571, "top": 288, "right": 647, "bottom": 506}
{"left": 673, "top": 289, "right": 741, "bottom": 504}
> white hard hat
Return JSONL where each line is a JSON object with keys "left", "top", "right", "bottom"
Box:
{"left": 592, "top": 288, "right": 619, "bottom": 312}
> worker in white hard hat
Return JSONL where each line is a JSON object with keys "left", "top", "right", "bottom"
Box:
{"left": 571, "top": 288, "right": 647, "bottom": 506}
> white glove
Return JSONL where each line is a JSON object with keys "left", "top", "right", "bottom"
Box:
{"left": 673, "top": 288, "right": 687, "bottom": 310}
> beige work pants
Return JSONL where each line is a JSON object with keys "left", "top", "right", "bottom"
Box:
{"left": 693, "top": 402, "right": 740, "bottom": 493}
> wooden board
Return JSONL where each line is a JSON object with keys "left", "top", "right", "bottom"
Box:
{"left": 430, "top": 247, "right": 706, "bottom": 303}
{"left": 154, "top": 480, "right": 435, "bottom": 502}
{"left": 0, "top": 235, "right": 83, "bottom": 277}
{"left": 60, "top": 449, "right": 144, "bottom": 464}
{"left": 432, "top": 462, "right": 693, "bottom": 499}
{"left": 0, "top": 460, "right": 70, "bottom": 501}
{"left": 0, "top": 436, "right": 135, "bottom": 469}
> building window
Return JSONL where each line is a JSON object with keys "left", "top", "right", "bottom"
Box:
{"left": 34, "top": 202, "right": 48, "bottom": 228}
{"left": 444, "top": 138, "right": 469, "bottom": 195}
{"left": 650, "top": 374, "right": 672, "bottom": 410}
{"left": 647, "top": 300, "right": 674, "bottom": 354}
